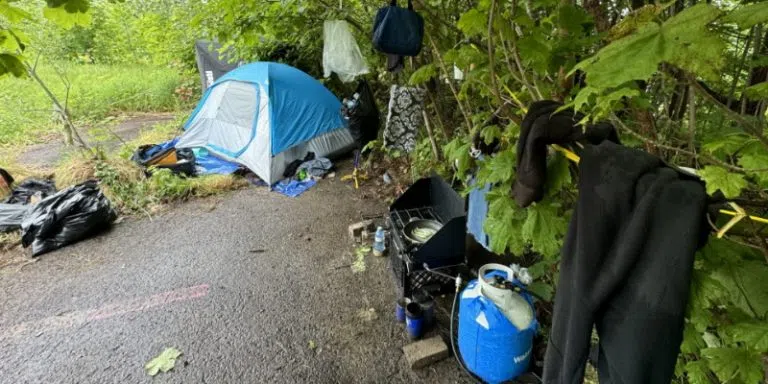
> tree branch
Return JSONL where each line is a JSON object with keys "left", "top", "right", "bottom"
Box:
{"left": 486, "top": 0, "right": 502, "bottom": 105}
{"left": 427, "top": 33, "right": 474, "bottom": 132}
{"left": 690, "top": 79, "right": 768, "bottom": 151}
{"left": 610, "top": 114, "right": 768, "bottom": 173}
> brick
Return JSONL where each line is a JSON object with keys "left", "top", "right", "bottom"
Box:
{"left": 347, "top": 219, "right": 374, "bottom": 242}
{"left": 402, "top": 336, "right": 450, "bottom": 369}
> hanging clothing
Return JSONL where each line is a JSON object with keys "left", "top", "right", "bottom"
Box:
{"left": 323, "top": 20, "right": 369, "bottom": 82}
{"left": 514, "top": 100, "right": 619, "bottom": 208}
{"left": 384, "top": 85, "right": 425, "bottom": 153}
{"left": 386, "top": 54, "right": 404, "bottom": 73}
{"left": 543, "top": 141, "right": 709, "bottom": 384}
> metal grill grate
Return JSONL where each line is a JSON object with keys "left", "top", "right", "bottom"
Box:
{"left": 389, "top": 207, "right": 444, "bottom": 231}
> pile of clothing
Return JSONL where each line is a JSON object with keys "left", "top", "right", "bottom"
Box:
{"left": 276, "top": 152, "right": 335, "bottom": 198}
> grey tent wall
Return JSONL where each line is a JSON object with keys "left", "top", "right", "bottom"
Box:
{"left": 194, "top": 40, "right": 240, "bottom": 94}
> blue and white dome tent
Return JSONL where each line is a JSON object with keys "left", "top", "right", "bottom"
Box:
{"left": 176, "top": 62, "right": 355, "bottom": 184}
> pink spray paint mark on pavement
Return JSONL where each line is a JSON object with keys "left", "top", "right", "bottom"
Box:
{"left": 0, "top": 284, "right": 209, "bottom": 340}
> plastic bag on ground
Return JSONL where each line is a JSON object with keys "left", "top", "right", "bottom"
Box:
{"left": 0, "top": 203, "right": 30, "bottom": 233}
{"left": 21, "top": 180, "right": 118, "bottom": 257}
{"left": 323, "top": 20, "right": 369, "bottom": 83}
{"left": 4, "top": 179, "right": 56, "bottom": 205}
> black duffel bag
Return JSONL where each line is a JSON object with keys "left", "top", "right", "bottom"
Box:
{"left": 372, "top": 0, "right": 424, "bottom": 57}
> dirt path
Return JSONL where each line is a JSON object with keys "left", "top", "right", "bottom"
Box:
{"left": 15, "top": 112, "right": 177, "bottom": 170}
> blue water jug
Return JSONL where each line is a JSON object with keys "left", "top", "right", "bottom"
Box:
{"left": 457, "top": 266, "right": 538, "bottom": 384}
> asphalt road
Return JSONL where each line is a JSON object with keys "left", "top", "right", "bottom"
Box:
{"left": 0, "top": 178, "right": 469, "bottom": 383}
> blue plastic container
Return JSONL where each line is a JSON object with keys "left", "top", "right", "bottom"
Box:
{"left": 395, "top": 298, "right": 408, "bottom": 323}
{"left": 405, "top": 303, "right": 424, "bottom": 340}
{"left": 457, "top": 271, "right": 538, "bottom": 384}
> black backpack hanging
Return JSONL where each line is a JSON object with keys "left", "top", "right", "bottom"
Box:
{"left": 372, "top": 0, "right": 424, "bottom": 57}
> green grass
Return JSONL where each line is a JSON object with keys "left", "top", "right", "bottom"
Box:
{"left": 0, "top": 61, "right": 183, "bottom": 146}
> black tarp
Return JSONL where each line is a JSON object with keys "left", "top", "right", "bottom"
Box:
{"left": 194, "top": 40, "right": 240, "bottom": 93}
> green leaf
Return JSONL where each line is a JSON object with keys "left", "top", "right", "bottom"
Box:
{"left": 687, "top": 268, "right": 725, "bottom": 325}
{"left": 443, "top": 137, "right": 472, "bottom": 179}
{"left": 572, "top": 22, "right": 662, "bottom": 90}
{"left": 572, "top": 86, "right": 599, "bottom": 112}
{"left": 517, "top": 32, "right": 552, "bottom": 73}
{"left": 574, "top": 4, "right": 726, "bottom": 89}
{"left": 702, "top": 134, "right": 752, "bottom": 157}
{"left": 0, "top": 2, "right": 32, "bottom": 23}
{"left": 0, "top": 53, "right": 25, "bottom": 77}
{"left": 682, "top": 324, "right": 706, "bottom": 354}
{"left": 544, "top": 153, "right": 572, "bottom": 196}
{"left": 698, "top": 166, "right": 747, "bottom": 199}
{"left": 481, "top": 125, "right": 501, "bottom": 145}
{"left": 43, "top": 0, "right": 92, "bottom": 29}
{"left": 722, "top": 2, "right": 768, "bottom": 30}
{"left": 739, "top": 152, "right": 768, "bottom": 188}
{"left": 712, "top": 261, "right": 768, "bottom": 319}
{"left": 522, "top": 202, "right": 567, "bottom": 258}
{"left": 608, "top": 4, "right": 666, "bottom": 41}
{"left": 457, "top": 9, "right": 486, "bottom": 37}
{"left": 684, "top": 360, "right": 712, "bottom": 384}
{"left": 702, "top": 347, "right": 764, "bottom": 384}
{"left": 728, "top": 322, "right": 768, "bottom": 352}
{"left": 484, "top": 188, "right": 527, "bottom": 255}
{"left": 409, "top": 64, "right": 437, "bottom": 86}
{"left": 557, "top": 4, "right": 592, "bottom": 33}
{"left": 744, "top": 82, "right": 768, "bottom": 100}
{"left": 479, "top": 148, "right": 516, "bottom": 185}
{"left": 145, "top": 347, "right": 182, "bottom": 376}
{"left": 697, "top": 238, "right": 747, "bottom": 268}
{"left": 527, "top": 282, "right": 553, "bottom": 302}
{"left": 0, "top": 30, "right": 22, "bottom": 52}
{"left": 662, "top": 4, "right": 725, "bottom": 82}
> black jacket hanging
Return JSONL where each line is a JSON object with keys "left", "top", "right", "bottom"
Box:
{"left": 514, "top": 100, "right": 620, "bottom": 207}
{"left": 543, "top": 141, "right": 709, "bottom": 384}
{"left": 372, "top": 0, "right": 424, "bottom": 57}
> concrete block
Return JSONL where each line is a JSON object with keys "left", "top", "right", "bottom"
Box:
{"left": 348, "top": 219, "right": 374, "bottom": 242}
{"left": 402, "top": 336, "right": 450, "bottom": 369}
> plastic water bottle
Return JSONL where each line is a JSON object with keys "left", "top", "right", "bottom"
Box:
{"left": 373, "top": 227, "right": 386, "bottom": 257}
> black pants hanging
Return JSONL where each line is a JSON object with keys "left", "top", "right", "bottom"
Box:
{"left": 543, "top": 142, "right": 708, "bottom": 384}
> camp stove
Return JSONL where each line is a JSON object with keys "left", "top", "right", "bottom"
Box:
{"left": 388, "top": 176, "right": 466, "bottom": 297}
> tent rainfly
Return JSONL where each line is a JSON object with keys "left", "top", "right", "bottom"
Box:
{"left": 176, "top": 62, "right": 355, "bottom": 184}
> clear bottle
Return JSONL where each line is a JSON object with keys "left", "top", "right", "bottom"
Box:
{"left": 373, "top": 226, "right": 386, "bottom": 257}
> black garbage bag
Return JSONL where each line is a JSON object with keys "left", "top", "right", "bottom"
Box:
{"left": 343, "top": 80, "right": 380, "bottom": 150}
{"left": 21, "top": 180, "right": 117, "bottom": 257}
{"left": 4, "top": 179, "right": 56, "bottom": 204}
{"left": 0, "top": 203, "right": 30, "bottom": 233}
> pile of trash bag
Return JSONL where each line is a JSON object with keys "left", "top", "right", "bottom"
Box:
{"left": 0, "top": 178, "right": 57, "bottom": 233}
{"left": 21, "top": 180, "right": 117, "bottom": 257}
{"left": 4, "top": 179, "right": 56, "bottom": 204}
{"left": 0, "top": 204, "right": 29, "bottom": 233}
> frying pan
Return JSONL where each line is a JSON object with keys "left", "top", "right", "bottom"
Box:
{"left": 403, "top": 219, "right": 443, "bottom": 245}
